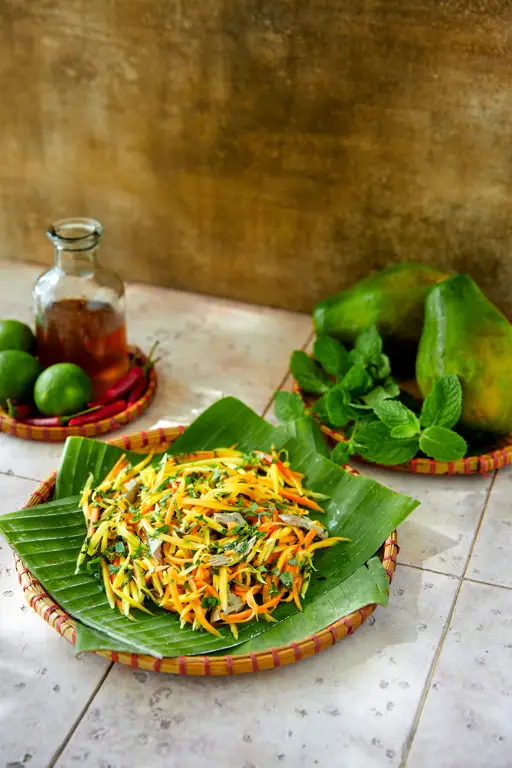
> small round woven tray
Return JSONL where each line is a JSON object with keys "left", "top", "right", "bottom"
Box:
{"left": 293, "top": 380, "right": 512, "bottom": 475}
{"left": 14, "top": 426, "right": 398, "bottom": 676}
{"left": 0, "top": 347, "right": 157, "bottom": 442}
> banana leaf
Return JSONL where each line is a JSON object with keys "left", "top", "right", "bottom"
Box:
{"left": 75, "top": 556, "right": 389, "bottom": 655}
{"left": 0, "top": 398, "right": 418, "bottom": 657}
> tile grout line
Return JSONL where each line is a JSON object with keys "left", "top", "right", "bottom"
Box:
{"left": 48, "top": 662, "right": 114, "bottom": 768}
{"left": 0, "top": 470, "right": 43, "bottom": 483}
{"left": 261, "top": 328, "right": 314, "bottom": 418}
{"left": 464, "top": 576, "right": 512, "bottom": 592}
{"left": 398, "top": 561, "right": 512, "bottom": 592}
{"left": 399, "top": 469, "right": 498, "bottom": 768}
{"left": 397, "top": 561, "right": 459, "bottom": 580}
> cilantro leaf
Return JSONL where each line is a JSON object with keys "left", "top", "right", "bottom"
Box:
{"left": 326, "top": 386, "right": 351, "bottom": 427}
{"left": 331, "top": 440, "right": 353, "bottom": 465}
{"left": 313, "top": 336, "right": 350, "bottom": 376}
{"left": 279, "top": 572, "right": 294, "bottom": 589}
{"left": 210, "top": 468, "right": 221, "bottom": 484}
{"left": 354, "top": 421, "right": 419, "bottom": 465}
{"left": 354, "top": 325, "right": 383, "bottom": 365}
{"left": 114, "top": 541, "right": 126, "bottom": 555}
{"left": 274, "top": 391, "right": 306, "bottom": 423}
{"left": 155, "top": 524, "right": 169, "bottom": 534}
{"left": 420, "top": 375, "right": 463, "bottom": 429}
{"left": 419, "top": 426, "right": 467, "bottom": 461}
{"left": 374, "top": 400, "right": 420, "bottom": 436}
{"left": 290, "top": 350, "right": 332, "bottom": 394}
{"left": 201, "top": 596, "right": 220, "bottom": 611}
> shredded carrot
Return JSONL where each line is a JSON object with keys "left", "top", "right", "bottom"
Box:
{"left": 303, "top": 528, "right": 318, "bottom": 549}
{"left": 279, "top": 489, "right": 323, "bottom": 511}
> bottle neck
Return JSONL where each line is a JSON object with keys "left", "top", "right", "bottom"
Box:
{"left": 54, "top": 245, "right": 98, "bottom": 275}
{"left": 47, "top": 218, "right": 103, "bottom": 276}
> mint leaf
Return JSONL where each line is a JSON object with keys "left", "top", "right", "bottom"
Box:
{"left": 354, "top": 326, "right": 382, "bottom": 365}
{"left": 312, "top": 395, "right": 330, "bottom": 425}
{"left": 290, "top": 351, "right": 331, "bottom": 395}
{"left": 374, "top": 400, "right": 420, "bottom": 436}
{"left": 420, "top": 376, "right": 462, "bottom": 429}
{"left": 348, "top": 402, "right": 372, "bottom": 414}
{"left": 331, "top": 441, "right": 353, "bottom": 465}
{"left": 326, "top": 387, "right": 351, "bottom": 427}
{"left": 371, "top": 353, "right": 391, "bottom": 381}
{"left": 363, "top": 378, "right": 400, "bottom": 407}
{"left": 274, "top": 391, "right": 305, "bottom": 423}
{"left": 313, "top": 336, "right": 350, "bottom": 377}
{"left": 391, "top": 424, "right": 420, "bottom": 439}
{"left": 419, "top": 426, "right": 467, "bottom": 461}
{"left": 340, "top": 363, "right": 373, "bottom": 397}
{"left": 354, "top": 421, "right": 419, "bottom": 465}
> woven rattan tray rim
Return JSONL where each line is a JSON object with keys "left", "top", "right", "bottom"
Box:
{"left": 292, "top": 379, "right": 512, "bottom": 476}
{"left": 0, "top": 346, "right": 157, "bottom": 442}
{"left": 13, "top": 426, "right": 398, "bottom": 675}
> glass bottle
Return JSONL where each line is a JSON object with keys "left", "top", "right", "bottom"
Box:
{"left": 33, "top": 217, "right": 129, "bottom": 399}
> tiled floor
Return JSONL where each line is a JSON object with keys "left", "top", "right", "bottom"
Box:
{"left": 0, "top": 262, "right": 510, "bottom": 768}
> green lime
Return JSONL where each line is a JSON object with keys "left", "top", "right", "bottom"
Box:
{"left": 34, "top": 363, "right": 93, "bottom": 417}
{"left": 0, "top": 350, "right": 41, "bottom": 406}
{"left": 0, "top": 320, "right": 35, "bottom": 353}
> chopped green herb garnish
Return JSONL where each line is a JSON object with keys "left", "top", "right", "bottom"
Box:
{"left": 279, "top": 572, "right": 294, "bottom": 589}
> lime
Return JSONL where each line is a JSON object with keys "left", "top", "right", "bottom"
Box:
{"left": 0, "top": 320, "right": 35, "bottom": 353}
{"left": 34, "top": 363, "right": 93, "bottom": 417}
{"left": 0, "top": 350, "right": 42, "bottom": 406}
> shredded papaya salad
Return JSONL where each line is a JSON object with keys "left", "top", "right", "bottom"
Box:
{"left": 76, "top": 448, "right": 346, "bottom": 637}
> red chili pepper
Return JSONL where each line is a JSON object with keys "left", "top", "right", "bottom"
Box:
{"left": 6, "top": 400, "right": 32, "bottom": 420}
{"left": 21, "top": 404, "right": 103, "bottom": 428}
{"left": 93, "top": 342, "right": 160, "bottom": 405}
{"left": 68, "top": 399, "right": 126, "bottom": 426}
{"left": 23, "top": 416, "right": 64, "bottom": 426}
{"left": 127, "top": 377, "right": 147, "bottom": 405}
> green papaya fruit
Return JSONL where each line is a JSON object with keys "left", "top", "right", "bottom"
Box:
{"left": 314, "top": 263, "right": 448, "bottom": 372}
{"left": 417, "top": 274, "right": 512, "bottom": 435}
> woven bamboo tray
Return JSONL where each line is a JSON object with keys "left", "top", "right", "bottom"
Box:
{"left": 0, "top": 347, "right": 157, "bottom": 442}
{"left": 13, "top": 426, "right": 398, "bottom": 676}
{"left": 293, "top": 380, "right": 512, "bottom": 475}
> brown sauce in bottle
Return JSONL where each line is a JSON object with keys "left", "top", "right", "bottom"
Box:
{"left": 36, "top": 299, "right": 129, "bottom": 398}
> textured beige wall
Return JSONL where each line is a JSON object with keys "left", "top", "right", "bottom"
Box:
{"left": 1, "top": 1, "right": 512, "bottom": 315}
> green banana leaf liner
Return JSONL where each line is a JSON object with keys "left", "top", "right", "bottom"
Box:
{"left": 1, "top": 398, "right": 418, "bottom": 672}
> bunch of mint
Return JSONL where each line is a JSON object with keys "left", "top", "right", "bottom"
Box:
{"left": 276, "top": 327, "right": 467, "bottom": 466}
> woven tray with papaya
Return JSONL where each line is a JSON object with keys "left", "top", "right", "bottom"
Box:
{"left": 289, "top": 264, "right": 512, "bottom": 475}
{"left": 1, "top": 398, "right": 417, "bottom": 675}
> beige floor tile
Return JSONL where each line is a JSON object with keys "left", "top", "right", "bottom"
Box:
{"left": 55, "top": 566, "right": 458, "bottom": 768}
{"left": 467, "top": 467, "right": 512, "bottom": 588}
{"left": 0, "top": 474, "right": 110, "bottom": 768}
{"left": 407, "top": 580, "right": 512, "bottom": 768}
{"left": 356, "top": 465, "right": 492, "bottom": 576}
